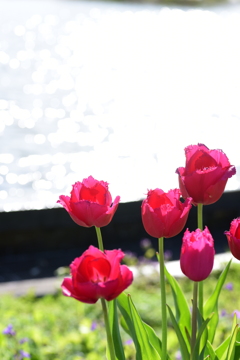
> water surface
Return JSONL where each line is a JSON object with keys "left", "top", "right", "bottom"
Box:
{"left": 0, "top": 0, "right": 240, "bottom": 211}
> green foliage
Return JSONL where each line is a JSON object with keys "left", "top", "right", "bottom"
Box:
{"left": 204, "top": 260, "right": 232, "bottom": 344}
{"left": 108, "top": 299, "right": 126, "bottom": 360}
{"left": 164, "top": 264, "right": 191, "bottom": 348}
{"left": 1, "top": 261, "right": 240, "bottom": 359}
{"left": 117, "top": 292, "right": 161, "bottom": 360}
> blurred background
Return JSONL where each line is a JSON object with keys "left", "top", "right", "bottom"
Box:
{"left": 0, "top": 0, "right": 240, "bottom": 281}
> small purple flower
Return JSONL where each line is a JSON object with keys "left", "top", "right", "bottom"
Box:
{"left": 19, "top": 338, "right": 29, "bottom": 344}
{"left": 175, "top": 350, "right": 182, "bottom": 360}
{"left": 124, "top": 251, "right": 136, "bottom": 258}
{"left": 164, "top": 250, "right": 173, "bottom": 261}
{"left": 225, "top": 282, "right": 233, "bottom": 291}
{"left": 220, "top": 309, "right": 227, "bottom": 317}
{"left": 124, "top": 339, "right": 133, "bottom": 345}
{"left": 90, "top": 321, "right": 97, "bottom": 331}
{"left": 19, "top": 350, "right": 30, "bottom": 359}
{"left": 3, "top": 324, "right": 16, "bottom": 336}
{"left": 140, "top": 238, "right": 152, "bottom": 249}
{"left": 232, "top": 310, "right": 240, "bottom": 319}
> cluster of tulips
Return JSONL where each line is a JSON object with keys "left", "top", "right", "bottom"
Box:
{"left": 58, "top": 143, "right": 240, "bottom": 360}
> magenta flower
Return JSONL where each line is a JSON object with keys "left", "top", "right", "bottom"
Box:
{"left": 180, "top": 227, "right": 215, "bottom": 282}
{"left": 141, "top": 188, "right": 192, "bottom": 238}
{"left": 176, "top": 144, "right": 236, "bottom": 205}
{"left": 225, "top": 218, "right": 240, "bottom": 261}
{"left": 57, "top": 176, "right": 120, "bottom": 228}
{"left": 61, "top": 246, "right": 133, "bottom": 304}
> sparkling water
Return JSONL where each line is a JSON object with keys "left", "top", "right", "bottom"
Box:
{"left": 1, "top": 0, "right": 240, "bottom": 212}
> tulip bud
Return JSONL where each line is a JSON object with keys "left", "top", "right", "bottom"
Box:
{"left": 225, "top": 218, "right": 240, "bottom": 261}
{"left": 180, "top": 227, "right": 215, "bottom": 282}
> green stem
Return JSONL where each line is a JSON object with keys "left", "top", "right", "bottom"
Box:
{"left": 158, "top": 237, "right": 167, "bottom": 360}
{"left": 95, "top": 227, "right": 104, "bottom": 251}
{"left": 101, "top": 298, "right": 116, "bottom": 360}
{"left": 197, "top": 204, "right": 203, "bottom": 231}
{"left": 190, "top": 282, "right": 198, "bottom": 360}
{"left": 197, "top": 204, "right": 203, "bottom": 315}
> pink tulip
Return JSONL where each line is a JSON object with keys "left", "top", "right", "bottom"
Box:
{"left": 180, "top": 227, "right": 215, "bottom": 282}
{"left": 57, "top": 176, "right": 120, "bottom": 227}
{"left": 61, "top": 246, "right": 133, "bottom": 304}
{"left": 141, "top": 188, "right": 192, "bottom": 238}
{"left": 176, "top": 144, "right": 236, "bottom": 205}
{"left": 225, "top": 218, "right": 240, "bottom": 261}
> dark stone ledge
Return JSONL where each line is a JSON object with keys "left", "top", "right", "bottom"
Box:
{"left": 0, "top": 191, "right": 239, "bottom": 282}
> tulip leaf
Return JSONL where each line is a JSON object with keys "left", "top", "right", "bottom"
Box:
{"left": 192, "top": 314, "right": 212, "bottom": 360}
{"left": 215, "top": 335, "right": 231, "bottom": 360}
{"left": 206, "top": 340, "right": 219, "bottom": 360}
{"left": 196, "top": 307, "right": 209, "bottom": 360}
{"left": 120, "top": 315, "right": 131, "bottom": 337}
{"left": 233, "top": 341, "right": 240, "bottom": 360}
{"left": 119, "top": 299, "right": 168, "bottom": 359}
{"left": 204, "top": 260, "right": 232, "bottom": 344}
{"left": 215, "top": 314, "right": 237, "bottom": 360}
{"left": 143, "top": 322, "right": 162, "bottom": 358}
{"left": 226, "top": 313, "right": 239, "bottom": 360}
{"left": 167, "top": 305, "right": 190, "bottom": 360}
{"left": 164, "top": 264, "right": 191, "bottom": 349}
{"left": 108, "top": 299, "right": 126, "bottom": 360}
{"left": 117, "top": 293, "right": 139, "bottom": 349}
{"left": 117, "top": 292, "right": 162, "bottom": 360}
{"left": 127, "top": 295, "right": 162, "bottom": 360}
{"left": 226, "top": 325, "right": 239, "bottom": 360}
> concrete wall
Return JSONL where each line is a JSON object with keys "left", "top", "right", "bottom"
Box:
{"left": 0, "top": 191, "right": 239, "bottom": 282}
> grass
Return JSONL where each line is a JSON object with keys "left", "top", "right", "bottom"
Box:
{"left": 0, "top": 259, "right": 240, "bottom": 359}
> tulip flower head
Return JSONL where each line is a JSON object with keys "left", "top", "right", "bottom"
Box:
{"left": 225, "top": 218, "right": 240, "bottom": 261}
{"left": 180, "top": 227, "right": 215, "bottom": 282}
{"left": 57, "top": 176, "right": 120, "bottom": 227}
{"left": 141, "top": 188, "right": 192, "bottom": 238}
{"left": 61, "top": 246, "right": 133, "bottom": 304}
{"left": 176, "top": 144, "right": 236, "bottom": 205}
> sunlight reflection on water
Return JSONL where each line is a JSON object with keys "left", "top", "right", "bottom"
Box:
{"left": 1, "top": 0, "right": 240, "bottom": 211}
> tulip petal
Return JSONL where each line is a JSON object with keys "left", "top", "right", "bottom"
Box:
{"left": 92, "top": 196, "right": 120, "bottom": 228}
{"left": 70, "top": 201, "right": 109, "bottom": 227}
{"left": 147, "top": 189, "right": 172, "bottom": 209}
{"left": 183, "top": 167, "right": 228, "bottom": 205}
{"left": 70, "top": 282, "right": 101, "bottom": 304}
{"left": 184, "top": 144, "right": 210, "bottom": 165}
{"left": 90, "top": 258, "right": 112, "bottom": 281}
{"left": 209, "top": 148, "right": 233, "bottom": 168}
{"left": 104, "top": 249, "right": 125, "bottom": 279}
{"left": 70, "top": 182, "right": 83, "bottom": 202}
{"left": 98, "top": 266, "right": 133, "bottom": 301}
{"left": 57, "top": 195, "right": 71, "bottom": 212}
{"left": 80, "top": 182, "right": 110, "bottom": 205}
{"left": 61, "top": 278, "right": 74, "bottom": 297}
